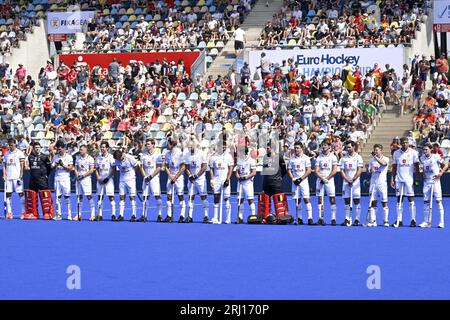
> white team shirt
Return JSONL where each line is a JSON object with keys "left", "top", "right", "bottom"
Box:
{"left": 393, "top": 148, "right": 419, "bottom": 183}
{"left": 95, "top": 153, "right": 115, "bottom": 180}
{"left": 339, "top": 153, "right": 364, "bottom": 182}
{"left": 287, "top": 154, "right": 311, "bottom": 179}
{"left": 75, "top": 154, "right": 94, "bottom": 176}
{"left": 52, "top": 153, "right": 74, "bottom": 181}
{"left": 115, "top": 154, "right": 137, "bottom": 181}
{"left": 315, "top": 152, "right": 338, "bottom": 177}
{"left": 236, "top": 156, "right": 256, "bottom": 182}
{"left": 420, "top": 153, "right": 442, "bottom": 184}
{"left": 210, "top": 152, "right": 234, "bottom": 181}
{"left": 186, "top": 150, "right": 207, "bottom": 178}
{"left": 3, "top": 149, "right": 25, "bottom": 180}
{"left": 141, "top": 150, "right": 162, "bottom": 177}
{"left": 367, "top": 156, "right": 389, "bottom": 186}
{"left": 164, "top": 148, "right": 185, "bottom": 176}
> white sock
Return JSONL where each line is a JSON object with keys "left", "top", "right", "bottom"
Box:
{"left": 296, "top": 200, "right": 302, "bottom": 220}
{"left": 383, "top": 206, "right": 389, "bottom": 222}
{"left": 370, "top": 207, "right": 376, "bottom": 223}
{"left": 156, "top": 199, "right": 162, "bottom": 217}
{"left": 110, "top": 200, "right": 116, "bottom": 217}
{"left": 56, "top": 196, "right": 62, "bottom": 216}
{"left": 438, "top": 202, "right": 444, "bottom": 225}
{"left": 225, "top": 199, "right": 231, "bottom": 222}
{"left": 397, "top": 202, "right": 403, "bottom": 222}
{"left": 167, "top": 201, "right": 172, "bottom": 217}
{"left": 409, "top": 201, "right": 416, "bottom": 221}
{"left": 203, "top": 199, "right": 209, "bottom": 217}
{"left": 20, "top": 195, "right": 25, "bottom": 214}
{"left": 249, "top": 202, "right": 256, "bottom": 218}
{"left": 306, "top": 202, "right": 312, "bottom": 219}
{"left": 331, "top": 204, "right": 336, "bottom": 221}
{"left": 355, "top": 203, "right": 361, "bottom": 221}
{"left": 98, "top": 197, "right": 103, "bottom": 216}
{"left": 423, "top": 205, "right": 430, "bottom": 224}
{"left": 131, "top": 199, "right": 136, "bottom": 217}
{"left": 88, "top": 198, "right": 95, "bottom": 217}
{"left": 180, "top": 200, "right": 186, "bottom": 218}
{"left": 188, "top": 201, "right": 194, "bottom": 218}
{"left": 142, "top": 197, "right": 148, "bottom": 217}
{"left": 213, "top": 203, "right": 219, "bottom": 220}
{"left": 238, "top": 201, "right": 244, "bottom": 219}
{"left": 119, "top": 200, "right": 125, "bottom": 217}
{"left": 6, "top": 197, "right": 11, "bottom": 214}
{"left": 66, "top": 197, "right": 72, "bottom": 218}
{"left": 345, "top": 205, "right": 350, "bottom": 220}
{"left": 318, "top": 203, "right": 323, "bottom": 219}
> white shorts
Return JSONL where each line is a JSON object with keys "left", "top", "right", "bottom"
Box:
{"left": 315, "top": 178, "right": 335, "bottom": 197}
{"left": 75, "top": 177, "right": 92, "bottom": 196}
{"left": 97, "top": 179, "right": 115, "bottom": 197}
{"left": 188, "top": 178, "right": 207, "bottom": 197}
{"left": 119, "top": 179, "right": 136, "bottom": 196}
{"left": 342, "top": 181, "right": 361, "bottom": 199}
{"left": 395, "top": 181, "right": 414, "bottom": 197}
{"left": 423, "top": 181, "right": 442, "bottom": 202}
{"left": 369, "top": 183, "right": 388, "bottom": 203}
{"left": 166, "top": 176, "right": 184, "bottom": 196}
{"left": 143, "top": 176, "right": 161, "bottom": 197}
{"left": 237, "top": 181, "right": 254, "bottom": 200}
{"left": 212, "top": 179, "right": 231, "bottom": 198}
{"left": 5, "top": 179, "right": 24, "bottom": 194}
{"left": 55, "top": 179, "right": 71, "bottom": 197}
{"left": 291, "top": 180, "right": 310, "bottom": 199}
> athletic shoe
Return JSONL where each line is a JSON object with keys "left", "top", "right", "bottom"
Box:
{"left": 117, "top": 215, "right": 124, "bottom": 222}
{"left": 331, "top": 219, "right": 336, "bottom": 226}
{"left": 225, "top": 219, "right": 231, "bottom": 224}
{"left": 95, "top": 215, "right": 103, "bottom": 222}
{"left": 316, "top": 218, "right": 325, "bottom": 226}
{"left": 164, "top": 216, "right": 173, "bottom": 223}
{"left": 186, "top": 217, "right": 193, "bottom": 223}
{"left": 137, "top": 216, "right": 147, "bottom": 223}
{"left": 296, "top": 218, "right": 304, "bottom": 225}
{"left": 73, "top": 215, "right": 82, "bottom": 221}
{"left": 156, "top": 215, "right": 163, "bottom": 223}
{"left": 341, "top": 219, "right": 351, "bottom": 227}
{"left": 20, "top": 214, "right": 25, "bottom": 220}
{"left": 235, "top": 217, "right": 243, "bottom": 224}
{"left": 410, "top": 220, "right": 417, "bottom": 227}
{"left": 419, "top": 221, "right": 431, "bottom": 228}
{"left": 111, "top": 215, "right": 117, "bottom": 222}
{"left": 89, "top": 215, "right": 95, "bottom": 221}
{"left": 43, "top": 214, "right": 51, "bottom": 220}
{"left": 383, "top": 221, "right": 389, "bottom": 227}
{"left": 66, "top": 215, "right": 72, "bottom": 221}
{"left": 6, "top": 213, "right": 13, "bottom": 219}
{"left": 352, "top": 219, "right": 361, "bottom": 227}
{"left": 307, "top": 218, "right": 314, "bottom": 225}
{"left": 392, "top": 220, "right": 403, "bottom": 228}
{"left": 178, "top": 216, "right": 185, "bottom": 223}
{"left": 203, "top": 216, "right": 210, "bottom": 224}
{"left": 129, "top": 215, "right": 137, "bottom": 222}
{"left": 438, "top": 222, "right": 445, "bottom": 228}
{"left": 210, "top": 217, "right": 219, "bottom": 224}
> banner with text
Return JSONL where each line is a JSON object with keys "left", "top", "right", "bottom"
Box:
{"left": 248, "top": 47, "right": 404, "bottom": 87}
{"left": 47, "top": 11, "right": 96, "bottom": 34}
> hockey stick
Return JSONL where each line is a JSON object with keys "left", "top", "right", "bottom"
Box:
{"left": 171, "top": 183, "right": 175, "bottom": 218}
{"left": 219, "top": 185, "right": 224, "bottom": 224}
{"left": 319, "top": 181, "right": 325, "bottom": 219}
{"left": 236, "top": 182, "right": 243, "bottom": 223}
{"left": 76, "top": 178, "right": 82, "bottom": 221}
{"left": 3, "top": 185, "right": 6, "bottom": 219}
{"left": 349, "top": 184, "right": 353, "bottom": 220}
{"left": 295, "top": 184, "right": 300, "bottom": 224}
{"left": 428, "top": 182, "right": 434, "bottom": 225}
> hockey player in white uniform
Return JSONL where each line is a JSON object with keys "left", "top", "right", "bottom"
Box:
{"left": 339, "top": 140, "right": 364, "bottom": 226}
{"left": 390, "top": 137, "right": 420, "bottom": 227}
{"left": 51, "top": 140, "right": 74, "bottom": 220}
{"left": 419, "top": 143, "right": 448, "bottom": 228}
{"left": 235, "top": 145, "right": 257, "bottom": 224}
{"left": 94, "top": 141, "right": 116, "bottom": 221}
{"left": 185, "top": 140, "right": 209, "bottom": 223}
{"left": 314, "top": 139, "right": 338, "bottom": 225}
{"left": 73, "top": 145, "right": 95, "bottom": 221}
{"left": 139, "top": 138, "right": 163, "bottom": 222}
{"left": 365, "top": 144, "right": 390, "bottom": 227}
{"left": 2, "top": 138, "right": 25, "bottom": 219}
{"left": 287, "top": 141, "right": 313, "bottom": 225}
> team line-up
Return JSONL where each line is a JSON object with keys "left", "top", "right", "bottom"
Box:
{"left": 2, "top": 135, "right": 448, "bottom": 228}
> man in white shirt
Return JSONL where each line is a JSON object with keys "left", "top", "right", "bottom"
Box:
{"left": 287, "top": 142, "right": 313, "bottom": 225}
{"left": 314, "top": 139, "right": 338, "bottom": 225}
{"left": 233, "top": 24, "right": 246, "bottom": 56}
{"left": 419, "top": 143, "right": 448, "bottom": 228}
{"left": 94, "top": 141, "right": 116, "bottom": 221}
{"left": 390, "top": 137, "right": 420, "bottom": 227}
{"left": 365, "top": 144, "right": 390, "bottom": 227}
{"left": 73, "top": 145, "right": 95, "bottom": 221}
{"left": 235, "top": 146, "right": 257, "bottom": 224}
{"left": 139, "top": 139, "right": 163, "bottom": 222}
{"left": 185, "top": 139, "right": 209, "bottom": 223}
{"left": 3, "top": 138, "right": 25, "bottom": 219}
{"left": 51, "top": 140, "right": 74, "bottom": 220}
{"left": 339, "top": 140, "right": 364, "bottom": 226}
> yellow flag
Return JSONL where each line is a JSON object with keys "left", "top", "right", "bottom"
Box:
{"left": 344, "top": 72, "right": 356, "bottom": 91}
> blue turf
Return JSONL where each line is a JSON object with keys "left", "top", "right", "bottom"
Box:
{"left": 0, "top": 193, "right": 449, "bottom": 300}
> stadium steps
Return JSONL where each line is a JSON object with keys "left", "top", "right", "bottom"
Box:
{"left": 359, "top": 105, "right": 415, "bottom": 163}
{"left": 205, "top": 0, "right": 283, "bottom": 78}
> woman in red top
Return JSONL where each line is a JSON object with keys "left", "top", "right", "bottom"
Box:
{"left": 43, "top": 96, "right": 52, "bottom": 122}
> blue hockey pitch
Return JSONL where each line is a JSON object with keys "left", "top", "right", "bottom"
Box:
{"left": 0, "top": 193, "right": 449, "bottom": 300}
